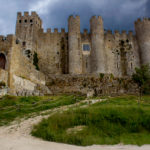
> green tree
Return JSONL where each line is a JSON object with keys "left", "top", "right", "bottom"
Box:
{"left": 132, "top": 65, "right": 150, "bottom": 102}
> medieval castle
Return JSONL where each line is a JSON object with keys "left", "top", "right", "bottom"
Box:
{"left": 0, "top": 12, "right": 150, "bottom": 96}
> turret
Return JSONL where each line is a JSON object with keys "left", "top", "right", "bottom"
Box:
{"left": 68, "top": 15, "right": 82, "bottom": 74}
{"left": 15, "top": 11, "right": 43, "bottom": 51}
{"left": 135, "top": 18, "right": 150, "bottom": 65}
{"left": 90, "top": 16, "right": 106, "bottom": 73}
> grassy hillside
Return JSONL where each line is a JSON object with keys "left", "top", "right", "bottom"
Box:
{"left": 0, "top": 95, "right": 85, "bottom": 126}
{"left": 31, "top": 95, "right": 150, "bottom": 146}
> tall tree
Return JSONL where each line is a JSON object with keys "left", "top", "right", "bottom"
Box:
{"left": 132, "top": 65, "right": 150, "bottom": 102}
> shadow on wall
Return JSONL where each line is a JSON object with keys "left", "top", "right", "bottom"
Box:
{"left": 0, "top": 53, "right": 6, "bottom": 69}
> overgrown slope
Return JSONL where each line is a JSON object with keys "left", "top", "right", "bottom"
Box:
{"left": 32, "top": 95, "right": 150, "bottom": 146}
{"left": 0, "top": 95, "right": 85, "bottom": 126}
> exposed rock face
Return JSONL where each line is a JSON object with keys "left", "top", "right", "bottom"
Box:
{"left": 46, "top": 74, "right": 138, "bottom": 96}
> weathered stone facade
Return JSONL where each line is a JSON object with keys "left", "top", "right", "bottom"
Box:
{"left": 14, "top": 12, "right": 148, "bottom": 77}
{"left": 46, "top": 74, "right": 138, "bottom": 96}
{"left": 0, "top": 11, "right": 149, "bottom": 96}
{"left": 0, "top": 34, "right": 50, "bottom": 96}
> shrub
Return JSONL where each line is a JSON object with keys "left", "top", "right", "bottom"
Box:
{"left": 99, "top": 73, "right": 105, "bottom": 80}
{"left": 33, "top": 52, "right": 39, "bottom": 70}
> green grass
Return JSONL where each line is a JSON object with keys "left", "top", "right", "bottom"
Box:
{"left": 31, "top": 95, "right": 150, "bottom": 146}
{"left": 0, "top": 94, "right": 85, "bottom": 126}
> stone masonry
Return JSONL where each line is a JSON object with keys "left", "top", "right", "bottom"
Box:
{"left": 0, "top": 11, "right": 150, "bottom": 96}
{"left": 15, "top": 12, "right": 149, "bottom": 77}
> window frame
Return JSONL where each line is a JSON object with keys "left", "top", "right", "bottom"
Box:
{"left": 82, "top": 43, "right": 91, "bottom": 51}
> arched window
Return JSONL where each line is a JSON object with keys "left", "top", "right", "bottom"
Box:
{"left": 0, "top": 53, "right": 6, "bottom": 69}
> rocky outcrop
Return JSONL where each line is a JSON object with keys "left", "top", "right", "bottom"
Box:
{"left": 46, "top": 74, "right": 138, "bottom": 96}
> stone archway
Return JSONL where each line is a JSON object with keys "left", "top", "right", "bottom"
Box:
{"left": 0, "top": 53, "right": 6, "bottom": 69}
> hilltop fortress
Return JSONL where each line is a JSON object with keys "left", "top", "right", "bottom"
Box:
{"left": 0, "top": 12, "right": 150, "bottom": 96}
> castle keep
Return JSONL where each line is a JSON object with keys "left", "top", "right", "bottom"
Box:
{"left": 0, "top": 12, "right": 150, "bottom": 96}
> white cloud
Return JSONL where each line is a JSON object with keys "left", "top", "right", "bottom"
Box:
{"left": 29, "top": 0, "right": 59, "bottom": 14}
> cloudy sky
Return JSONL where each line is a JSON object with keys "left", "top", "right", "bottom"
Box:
{"left": 0, "top": 0, "right": 149, "bottom": 35}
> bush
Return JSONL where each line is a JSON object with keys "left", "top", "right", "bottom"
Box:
{"left": 33, "top": 52, "right": 39, "bottom": 70}
{"left": 132, "top": 65, "right": 150, "bottom": 99}
{"left": 99, "top": 73, "right": 105, "bottom": 80}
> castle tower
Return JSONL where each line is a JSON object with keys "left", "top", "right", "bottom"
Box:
{"left": 135, "top": 18, "right": 150, "bottom": 65}
{"left": 68, "top": 15, "right": 82, "bottom": 74}
{"left": 90, "top": 16, "right": 106, "bottom": 73}
{"left": 15, "top": 12, "right": 42, "bottom": 51}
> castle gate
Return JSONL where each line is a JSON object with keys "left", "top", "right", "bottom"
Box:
{"left": 0, "top": 53, "right": 6, "bottom": 69}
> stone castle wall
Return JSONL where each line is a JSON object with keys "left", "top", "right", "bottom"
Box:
{"left": 46, "top": 74, "right": 138, "bottom": 96}
{"left": 37, "top": 28, "right": 68, "bottom": 75}
{"left": 0, "top": 34, "right": 49, "bottom": 96}
{"left": 0, "top": 11, "right": 150, "bottom": 96}
{"left": 0, "top": 69, "right": 8, "bottom": 86}
{"left": 135, "top": 18, "right": 150, "bottom": 65}
{"left": 14, "top": 12, "right": 146, "bottom": 78}
{"left": 90, "top": 16, "right": 106, "bottom": 73}
{"left": 68, "top": 16, "right": 83, "bottom": 74}
{"left": 104, "top": 30, "right": 140, "bottom": 77}
{"left": 13, "top": 12, "right": 150, "bottom": 79}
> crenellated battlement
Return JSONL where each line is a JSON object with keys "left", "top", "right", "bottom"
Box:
{"left": 68, "top": 15, "right": 80, "bottom": 21}
{"left": 0, "top": 34, "right": 20, "bottom": 46}
{"left": 135, "top": 17, "right": 150, "bottom": 25}
{"left": 24, "top": 12, "right": 29, "bottom": 17}
{"left": 0, "top": 34, "right": 14, "bottom": 41}
{"left": 54, "top": 28, "right": 58, "bottom": 33}
{"left": 16, "top": 11, "right": 42, "bottom": 28}
{"left": 13, "top": 12, "right": 148, "bottom": 77}
{"left": 104, "top": 30, "right": 114, "bottom": 42}
{"left": 114, "top": 30, "right": 129, "bottom": 37}
{"left": 90, "top": 16, "right": 103, "bottom": 22}
{"left": 17, "top": 11, "right": 40, "bottom": 18}
{"left": 121, "top": 30, "right": 127, "bottom": 34}
{"left": 47, "top": 28, "right": 51, "bottom": 33}
{"left": 114, "top": 30, "right": 120, "bottom": 34}
{"left": 105, "top": 30, "right": 113, "bottom": 35}
{"left": 68, "top": 15, "right": 80, "bottom": 34}
{"left": 61, "top": 28, "right": 65, "bottom": 33}
{"left": 83, "top": 29, "right": 89, "bottom": 35}
{"left": 39, "top": 28, "right": 66, "bottom": 36}
{"left": 128, "top": 31, "right": 133, "bottom": 36}
{"left": 105, "top": 30, "right": 133, "bottom": 40}
{"left": 0, "top": 35, "right": 5, "bottom": 41}
{"left": 90, "top": 15, "right": 104, "bottom": 35}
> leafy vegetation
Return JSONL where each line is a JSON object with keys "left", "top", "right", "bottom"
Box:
{"left": 33, "top": 52, "right": 39, "bottom": 70}
{"left": 32, "top": 95, "right": 150, "bottom": 146}
{"left": 99, "top": 73, "right": 105, "bottom": 80}
{"left": 0, "top": 95, "right": 85, "bottom": 126}
{"left": 132, "top": 65, "right": 150, "bottom": 100}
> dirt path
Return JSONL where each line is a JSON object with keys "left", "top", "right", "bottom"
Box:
{"left": 0, "top": 99, "right": 150, "bottom": 150}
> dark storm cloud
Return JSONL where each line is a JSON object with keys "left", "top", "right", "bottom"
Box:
{"left": 0, "top": 0, "right": 149, "bottom": 35}
{"left": 145, "top": 0, "right": 150, "bottom": 16}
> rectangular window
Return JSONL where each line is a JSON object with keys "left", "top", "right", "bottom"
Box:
{"left": 83, "top": 44, "right": 90, "bottom": 51}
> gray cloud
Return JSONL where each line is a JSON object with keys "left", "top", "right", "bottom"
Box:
{"left": 0, "top": 0, "right": 149, "bottom": 35}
